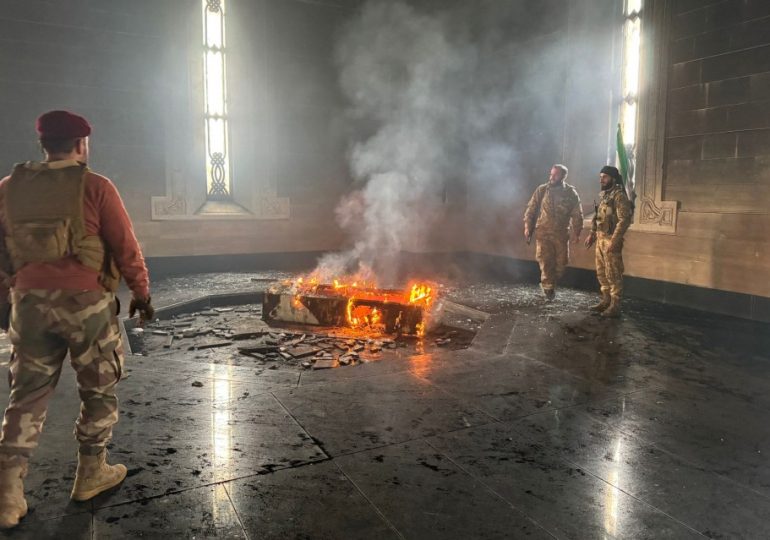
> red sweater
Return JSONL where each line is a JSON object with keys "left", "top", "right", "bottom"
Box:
{"left": 0, "top": 160, "right": 150, "bottom": 300}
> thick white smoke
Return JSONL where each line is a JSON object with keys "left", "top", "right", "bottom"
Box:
{"left": 315, "top": 0, "right": 568, "bottom": 285}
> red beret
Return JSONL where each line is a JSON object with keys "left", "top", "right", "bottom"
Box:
{"left": 35, "top": 110, "right": 92, "bottom": 139}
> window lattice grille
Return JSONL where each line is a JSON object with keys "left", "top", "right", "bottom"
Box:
{"left": 203, "top": 0, "right": 231, "bottom": 199}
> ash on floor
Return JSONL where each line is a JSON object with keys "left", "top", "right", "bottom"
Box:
{"left": 131, "top": 303, "right": 477, "bottom": 371}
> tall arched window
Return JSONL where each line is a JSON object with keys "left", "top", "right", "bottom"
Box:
{"left": 202, "top": 0, "right": 232, "bottom": 200}
{"left": 621, "top": 1, "right": 641, "bottom": 145}
{"left": 620, "top": 0, "right": 642, "bottom": 191}
{"left": 625, "top": 0, "right": 679, "bottom": 233}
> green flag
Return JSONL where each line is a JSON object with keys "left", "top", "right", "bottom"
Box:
{"left": 616, "top": 123, "right": 629, "bottom": 188}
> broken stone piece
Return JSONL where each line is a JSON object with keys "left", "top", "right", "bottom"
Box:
{"left": 237, "top": 342, "right": 279, "bottom": 354}
{"left": 230, "top": 330, "right": 268, "bottom": 341}
{"left": 287, "top": 345, "right": 320, "bottom": 358}
{"left": 313, "top": 358, "right": 336, "bottom": 369}
{"left": 196, "top": 340, "right": 232, "bottom": 350}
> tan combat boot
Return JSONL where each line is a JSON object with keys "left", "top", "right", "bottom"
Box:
{"left": 0, "top": 454, "right": 29, "bottom": 529}
{"left": 541, "top": 285, "right": 555, "bottom": 302}
{"left": 601, "top": 296, "right": 621, "bottom": 318}
{"left": 71, "top": 449, "right": 127, "bottom": 501}
{"left": 590, "top": 290, "right": 611, "bottom": 312}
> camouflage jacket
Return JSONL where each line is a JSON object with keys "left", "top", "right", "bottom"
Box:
{"left": 523, "top": 182, "right": 583, "bottom": 236}
{"left": 592, "top": 184, "right": 632, "bottom": 239}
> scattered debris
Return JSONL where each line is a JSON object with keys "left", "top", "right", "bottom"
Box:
{"left": 287, "top": 345, "right": 319, "bottom": 358}
{"left": 182, "top": 328, "right": 199, "bottom": 339}
{"left": 195, "top": 340, "right": 233, "bottom": 350}
{"left": 313, "top": 358, "right": 336, "bottom": 369}
{"left": 172, "top": 320, "right": 193, "bottom": 328}
{"left": 137, "top": 301, "right": 482, "bottom": 370}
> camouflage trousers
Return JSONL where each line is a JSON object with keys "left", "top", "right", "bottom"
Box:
{"left": 595, "top": 233, "right": 624, "bottom": 298}
{"left": 535, "top": 232, "right": 569, "bottom": 291}
{"left": 0, "top": 289, "right": 123, "bottom": 457}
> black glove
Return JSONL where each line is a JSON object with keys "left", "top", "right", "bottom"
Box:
{"left": 0, "top": 303, "right": 9, "bottom": 332}
{"left": 129, "top": 296, "right": 155, "bottom": 325}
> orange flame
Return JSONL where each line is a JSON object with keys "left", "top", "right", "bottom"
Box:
{"left": 408, "top": 283, "right": 433, "bottom": 306}
{"left": 415, "top": 321, "right": 426, "bottom": 338}
{"left": 346, "top": 298, "right": 383, "bottom": 329}
{"left": 346, "top": 297, "right": 358, "bottom": 326}
{"left": 281, "top": 273, "right": 436, "bottom": 334}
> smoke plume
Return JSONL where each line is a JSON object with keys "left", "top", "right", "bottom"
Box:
{"left": 315, "top": 0, "right": 568, "bottom": 285}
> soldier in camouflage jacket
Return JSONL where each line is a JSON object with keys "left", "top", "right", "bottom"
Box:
{"left": 523, "top": 164, "right": 583, "bottom": 300}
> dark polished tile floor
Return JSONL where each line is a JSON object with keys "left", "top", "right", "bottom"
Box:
{"left": 1, "top": 273, "right": 769, "bottom": 539}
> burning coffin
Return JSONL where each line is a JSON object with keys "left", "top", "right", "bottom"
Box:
{"left": 263, "top": 280, "right": 432, "bottom": 335}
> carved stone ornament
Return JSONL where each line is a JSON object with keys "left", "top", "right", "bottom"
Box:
{"left": 151, "top": 195, "right": 188, "bottom": 219}
{"left": 639, "top": 197, "right": 675, "bottom": 227}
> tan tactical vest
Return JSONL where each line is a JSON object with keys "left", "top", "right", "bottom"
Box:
{"left": 3, "top": 161, "right": 121, "bottom": 292}
{"left": 595, "top": 186, "right": 625, "bottom": 235}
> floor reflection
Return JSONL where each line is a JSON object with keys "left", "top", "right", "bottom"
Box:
{"left": 410, "top": 353, "right": 433, "bottom": 378}
{"left": 603, "top": 402, "right": 626, "bottom": 538}
{"left": 211, "top": 365, "right": 233, "bottom": 516}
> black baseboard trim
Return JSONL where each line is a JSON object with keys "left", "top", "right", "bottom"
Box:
{"left": 462, "top": 252, "right": 770, "bottom": 323}
{"left": 142, "top": 250, "right": 770, "bottom": 323}
{"left": 146, "top": 251, "right": 326, "bottom": 277}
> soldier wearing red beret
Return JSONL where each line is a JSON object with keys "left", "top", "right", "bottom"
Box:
{"left": 0, "top": 110, "right": 154, "bottom": 528}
